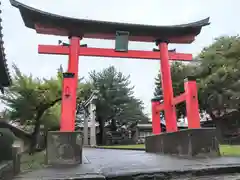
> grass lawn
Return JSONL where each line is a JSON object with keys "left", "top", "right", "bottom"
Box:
{"left": 101, "top": 144, "right": 145, "bottom": 149}
{"left": 220, "top": 145, "right": 240, "bottom": 156}
{"left": 20, "top": 151, "right": 47, "bottom": 172}
{"left": 99, "top": 144, "right": 240, "bottom": 156}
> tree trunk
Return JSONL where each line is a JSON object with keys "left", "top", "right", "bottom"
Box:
{"left": 111, "top": 119, "right": 117, "bottom": 131}
{"left": 29, "top": 111, "right": 44, "bottom": 155}
{"left": 29, "top": 98, "right": 62, "bottom": 155}
{"left": 98, "top": 116, "right": 106, "bottom": 145}
{"left": 208, "top": 110, "right": 224, "bottom": 143}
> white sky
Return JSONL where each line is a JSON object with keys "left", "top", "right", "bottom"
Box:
{"left": 1, "top": 0, "right": 239, "bottom": 117}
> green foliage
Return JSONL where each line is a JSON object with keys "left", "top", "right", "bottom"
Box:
{"left": 0, "top": 65, "right": 62, "bottom": 126}
{"left": 20, "top": 151, "right": 46, "bottom": 172}
{"left": 0, "top": 65, "right": 92, "bottom": 129}
{"left": 1, "top": 65, "right": 41, "bottom": 123}
{"left": 89, "top": 66, "right": 149, "bottom": 128}
{"left": 41, "top": 103, "right": 61, "bottom": 130}
{"left": 0, "top": 65, "right": 92, "bottom": 152}
{"left": 197, "top": 36, "right": 240, "bottom": 116}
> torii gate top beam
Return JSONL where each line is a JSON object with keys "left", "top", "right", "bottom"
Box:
{"left": 10, "top": 0, "right": 210, "bottom": 44}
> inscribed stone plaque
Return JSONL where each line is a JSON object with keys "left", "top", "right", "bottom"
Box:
{"left": 46, "top": 131, "right": 83, "bottom": 165}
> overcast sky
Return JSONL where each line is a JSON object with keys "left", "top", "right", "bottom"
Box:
{"left": 1, "top": 0, "right": 239, "bottom": 117}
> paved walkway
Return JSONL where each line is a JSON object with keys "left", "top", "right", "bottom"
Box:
{"left": 14, "top": 148, "right": 240, "bottom": 179}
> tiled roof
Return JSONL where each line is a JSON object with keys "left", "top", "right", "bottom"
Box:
{"left": 0, "top": 1, "right": 11, "bottom": 92}
{"left": 10, "top": 0, "right": 210, "bottom": 44}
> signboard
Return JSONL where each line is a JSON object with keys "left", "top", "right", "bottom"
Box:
{"left": 115, "top": 31, "right": 129, "bottom": 52}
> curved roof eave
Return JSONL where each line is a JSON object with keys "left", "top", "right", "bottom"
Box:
{"left": 10, "top": 0, "right": 210, "bottom": 43}
{"left": 0, "top": 1, "right": 11, "bottom": 91}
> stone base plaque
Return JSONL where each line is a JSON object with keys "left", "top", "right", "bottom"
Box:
{"left": 46, "top": 131, "right": 83, "bottom": 165}
{"left": 145, "top": 128, "right": 220, "bottom": 157}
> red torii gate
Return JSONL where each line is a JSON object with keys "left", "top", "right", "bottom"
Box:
{"left": 11, "top": 0, "right": 210, "bottom": 133}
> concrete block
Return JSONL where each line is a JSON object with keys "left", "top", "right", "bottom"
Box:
{"left": 46, "top": 131, "right": 83, "bottom": 165}
{"left": 145, "top": 128, "right": 220, "bottom": 157}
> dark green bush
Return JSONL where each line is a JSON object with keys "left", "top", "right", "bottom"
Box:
{"left": 0, "top": 128, "right": 16, "bottom": 161}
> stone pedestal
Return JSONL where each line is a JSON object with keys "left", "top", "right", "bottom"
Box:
{"left": 46, "top": 131, "right": 83, "bottom": 165}
{"left": 145, "top": 128, "right": 220, "bottom": 157}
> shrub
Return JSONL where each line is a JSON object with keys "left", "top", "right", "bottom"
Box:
{"left": 119, "top": 139, "right": 136, "bottom": 145}
{"left": 0, "top": 128, "right": 16, "bottom": 161}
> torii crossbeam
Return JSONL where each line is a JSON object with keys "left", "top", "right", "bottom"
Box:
{"left": 10, "top": 0, "right": 210, "bottom": 134}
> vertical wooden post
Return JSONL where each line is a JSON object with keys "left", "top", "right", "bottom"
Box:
{"left": 159, "top": 41, "right": 177, "bottom": 132}
{"left": 60, "top": 73, "right": 75, "bottom": 131}
{"left": 67, "top": 37, "right": 80, "bottom": 131}
{"left": 184, "top": 78, "right": 201, "bottom": 128}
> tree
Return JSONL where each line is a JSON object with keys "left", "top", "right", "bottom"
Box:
{"left": 0, "top": 65, "right": 92, "bottom": 153}
{"left": 0, "top": 65, "right": 63, "bottom": 153}
{"left": 89, "top": 66, "right": 149, "bottom": 144}
{"left": 194, "top": 35, "right": 240, "bottom": 140}
{"left": 197, "top": 36, "right": 240, "bottom": 120}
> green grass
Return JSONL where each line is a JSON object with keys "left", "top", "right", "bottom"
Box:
{"left": 100, "top": 144, "right": 145, "bottom": 149}
{"left": 99, "top": 144, "right": 240, "bottom": 156}
{"left": 220, "top": 145, "right": 240, "bottom": 156}
{"left": 20, "top": 151, "right": 47, "bottom": 172}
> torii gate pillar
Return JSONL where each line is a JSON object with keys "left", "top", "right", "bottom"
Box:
{"left": 158, "top": 41, "right": 178, "bottom": 132}
{"left": 60, "top": 37, "right": 81, "bottom": 132}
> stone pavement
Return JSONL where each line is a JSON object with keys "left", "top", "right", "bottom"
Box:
{"left": 176, "top": 174, "right": 240, "bottom": 180}
{"left": 13, "top": 148, "right": 240, "bottom": 179}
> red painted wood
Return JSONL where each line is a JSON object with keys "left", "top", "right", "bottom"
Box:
{"left": 184, "top": 80, "right": 201, "bottom": 128}
{"left": 159, "top": 42, "right": 178, "bottom": 132}
{"left": 67, "top": 37, "right": 80, "bottom": 131}
{"left": 38, "top": 45, "right": 69, "bottom": 55}
{"left": 60, "top": 75, "right": 76, "bottom": 131}
{"left": 155, "top": 103, "right": 165, "bottom": 112}
{"left": 155, "top": 93, "right": 186, "bottom": 111}
{"left": 38, "top": 45, "right": 193, "bottom": 61}
{"left": 60, "top": 37, "right": 80, "bottom": 132}
{"left": 151, "top": 101, "right": 161, "bottom": 134}
{"left": 172, "top": 93, "right": 186, "bottom": 105}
